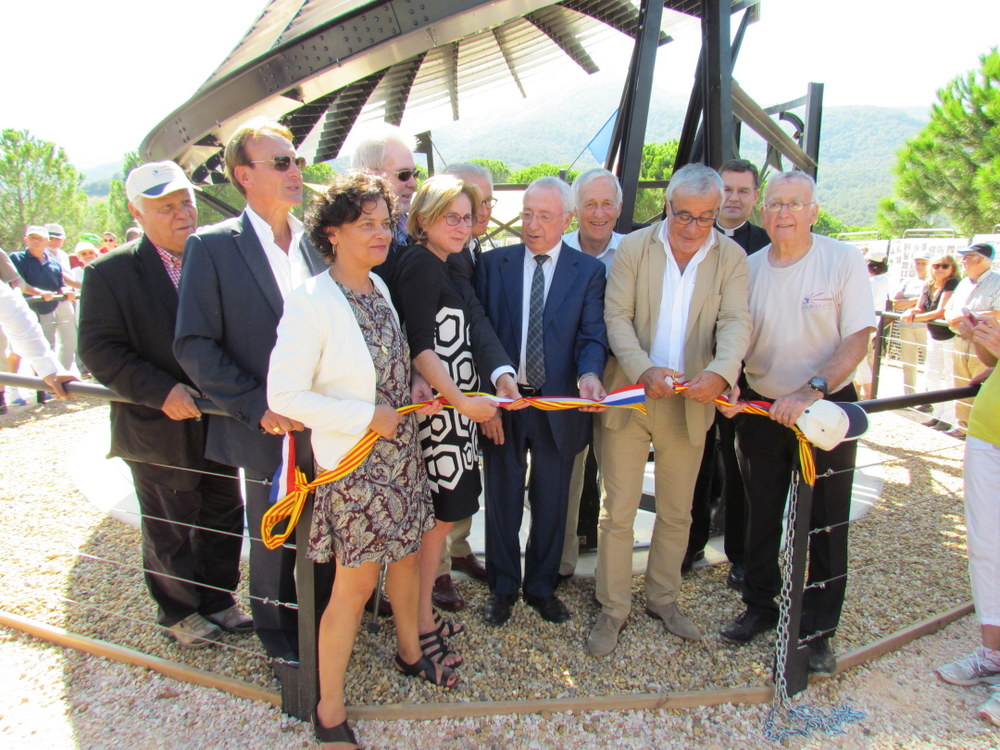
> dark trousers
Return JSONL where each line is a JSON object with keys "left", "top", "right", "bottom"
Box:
{"left": 735, "top": 385, "right": 857, "bottom": 636}
{"left": 244, "top": 469, "right": 299, "bottom": 645}
{"left": 482, "top": 407, "right": 574, "bottom": 599}
{"left": 686, "top": 412, "right": 749, "bottom": 564}
{"left": 129, "top": 461, "right": 243, "bottom": 627}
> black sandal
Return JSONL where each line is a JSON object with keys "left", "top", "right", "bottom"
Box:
{"left": 419, "top": 629, "right": 463, "bottom": 668}
{"left": 432, "top": 610, "right": 464, "bottom": 638}
{"left": 312, "top": 710, "right": 360, "bottom": 747}
{"left": 394, "top": 653, "right": 459, "bottom": 687}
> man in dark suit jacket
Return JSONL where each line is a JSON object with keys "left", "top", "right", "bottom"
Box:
{"left": 78, "top": 161, "right": 250, "bottom": 649}
{"left": 174, "top": 122, "right": 326, "bottom": 662}
{"left": 475, "top": 176, "right": 609, "bottom": 626}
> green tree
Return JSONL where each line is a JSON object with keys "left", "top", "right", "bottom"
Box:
{"left": 876, "top": 47, "right": 1000, "bottom": 235}
{"left": 509, "top": 163, "right": 579, "bottom": 184}
{"left": 469, "top": 158, "right": 511, "bottom": 184}
{"left": 633, "top": 140, "right": 679, "bottom": 222}
{"left": 0, "top": 129, "right": 89, "bottom": 252}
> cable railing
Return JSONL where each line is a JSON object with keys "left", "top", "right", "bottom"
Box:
{"left": 0, "top": 370, "right": 983, "bottom": 739}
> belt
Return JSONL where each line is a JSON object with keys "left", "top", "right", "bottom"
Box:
{"left": 518, "top": 384, "right": 539, "bottom": 397}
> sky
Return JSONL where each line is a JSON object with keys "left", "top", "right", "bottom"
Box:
{"left": 1, "top": 0, "right": 998, "bottom": 171}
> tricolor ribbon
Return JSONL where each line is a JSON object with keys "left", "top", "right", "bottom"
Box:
{"left": 260, "top": 385, "right": 647, "bottom": 550}
{"left": 671, "top": 382, "right": 817, "bottom": 486}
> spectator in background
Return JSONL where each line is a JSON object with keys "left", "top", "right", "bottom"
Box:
{"left": 901, "top": 253, "right": 960, "bottom": 431}
{"left": 944, "top": 243, "right": 1000, "bottom": 438}
{"left": 935, "top": 314, "right": 1000, "bottom": 729}
{"left": 125, "top": 226, "right": 143, "bottom": 243}
{"left": 0, "top": 281, "right": 76, "bottom": 404}
{"left": 351, "top": 125, "right": 420, "bottom": 281}
{"left": 854, "top": 248, "right": 890, "bottom": 400}
{"left": 101, "top": 232, "right": 119, "bottom": 253}
{"left": 267, "top": 173, "right": 455, "bottom": 747}
{"left": 892, "top": 253, "right": 931, "bottom": 401}
{"left": 559, "top": 168, "right": 624, "bottom": 585}
{"left": 69, "top": 242, "right": 99, "bottom": 286}
{"left": 714, "top": 158, "right": 769, "bottom": 253}
{"left": 44, "top": 224, "right": 73, "bottom": 274}
{"left": 175, "top": 118, "right": 327, "bottom": 662}
{"left": 79, "top": 160, "right": 250, "bottom": 649}
{"left": 9, "top": 226, "right": 79, "bottom": 379}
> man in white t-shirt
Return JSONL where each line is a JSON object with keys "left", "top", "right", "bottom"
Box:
{"left": 718, "top": 172, "right": 875, "bottom": 676}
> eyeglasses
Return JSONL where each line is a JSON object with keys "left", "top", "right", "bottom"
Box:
{"left": 932, "top": 263, "right": 952, "bottom": 269}
{"left": 443, "top": 213, "right": 474, "bottom": 227}
{"left": 394, "top": 168, "right": 421, "bottom": 182}
{"left": 763, "top": 200, "right": 816, "bottom": 213}
{"left": 668, "top": 202, "right": 718, "bottom": 227}
{"left": 520, "top": 211, "right": 566, "bottom": 224}
{"left": 249, "top": 155, "right": 306, "bottom": 172}
{"left": 481, "top": 197, "right": 498, "bottom": 210}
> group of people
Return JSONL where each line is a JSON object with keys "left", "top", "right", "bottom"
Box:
{"left": 3, "top": 113, "right": 992, "bottom": 744}
{"left": 0, "top": 221, "right": 138, "bottom": 412}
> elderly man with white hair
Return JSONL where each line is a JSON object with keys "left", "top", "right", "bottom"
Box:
{"left": 588, "top": 163, "right": 751, "bottom": 658}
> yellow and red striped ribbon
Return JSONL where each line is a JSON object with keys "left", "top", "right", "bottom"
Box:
{"left": 261, "top": 389, "right": 647, "bottom": 550}
{"left": 671, "top": 383, "right": 817, "bottom": 486}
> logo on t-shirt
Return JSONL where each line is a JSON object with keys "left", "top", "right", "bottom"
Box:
{"left": 801, "top": 292, "right": 834, "bottom": 311}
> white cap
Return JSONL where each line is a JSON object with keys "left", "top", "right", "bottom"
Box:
{"left": 125, "top": 161, "right": 195, "bottom": 202}
{"left": 25, "top": 225, "right": 49, "bottom": 238}
{"left": 796, "top": 400, "right": 869, "bottom": 451}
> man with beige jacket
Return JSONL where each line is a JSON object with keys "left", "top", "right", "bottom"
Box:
{"left": 588, "top": 164, "right": 751, "bottom": 657}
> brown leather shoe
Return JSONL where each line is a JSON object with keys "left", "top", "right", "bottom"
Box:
{"left": 432, "top": 574, "right": 466, "bottom": 612}
{"left": 451, "top": 553, "right": 487, "bottom": 583}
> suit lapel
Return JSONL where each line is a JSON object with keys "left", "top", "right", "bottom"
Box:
{"left": 499, "top": 245, "right": 524, "bottom": 339}
{"left": 234, "top": 213, "right": 284, "bottom": 319}
{"left": 136, "top": 238, "right": 178, "bottom": 320}
{"left": 544, "top": 243, "right": 580, "bottom": 330}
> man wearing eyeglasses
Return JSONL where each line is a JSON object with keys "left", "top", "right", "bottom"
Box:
{"left": 175, "top": 119, "right": 326, "bottom": 663}
{"left": 475, "top": 176, "right": 609, "bottom": 627}
{"left": 587, "top": 164, "right": 750, "bottom": 658}
{"left": 717, "top": 171, "right": 874, "bottom": 675}
{"left": 351, "top": 126, "right": 421, "bottom": 281}
{"left": 944, "top": 243, "right": 1000, "bottom": 437}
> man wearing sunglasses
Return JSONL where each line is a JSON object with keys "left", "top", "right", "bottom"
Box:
{"left": 351, "top": 125, "right": 421, "bottom": 281}
{"left": 175, "top": 119, "right": 326, "bottom": 663}
{"left": 718, "top": 171, "right": 874, "bottom": 675}
{"left": 587, "top": 164, "right": 750, "bottom": 658}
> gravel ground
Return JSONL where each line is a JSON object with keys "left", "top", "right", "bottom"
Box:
{"left": 1, "top": 394, "right": 996, "bottom": 747}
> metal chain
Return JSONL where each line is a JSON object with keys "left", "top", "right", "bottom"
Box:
{"left": 763, "top": 468, "right": 867, "bottom": 743}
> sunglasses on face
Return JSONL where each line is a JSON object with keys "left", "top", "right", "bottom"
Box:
{"left": 394, "top": 168, "right": 421, "bottom": 182}
{"left": 932, "top": 263, "right": 952, "bottom": 269}
{"left": 249, "top": 155, "right": 307, "bottom": 172}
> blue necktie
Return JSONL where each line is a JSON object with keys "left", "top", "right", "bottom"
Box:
{"left": 526, "top": 254, "right": 549, "bottom": 387}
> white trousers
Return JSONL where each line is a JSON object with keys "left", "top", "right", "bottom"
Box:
{"left": 964, "top": 436, "right": 1000, "bottom": 626}
{"left": 925, "top": 336, "right": 956, "bottom": 425}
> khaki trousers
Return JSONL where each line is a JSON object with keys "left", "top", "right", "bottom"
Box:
{"left": 953, "top": 336, "right": 986, "bottom": 428}
{"left": 437, "top": 515, "right": 474, "bottom": 577}
{"left": 595, "top": 396, "right": 703, "bottom": 620}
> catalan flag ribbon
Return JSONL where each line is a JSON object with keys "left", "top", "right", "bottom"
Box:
{"left": 670, "top": 382, "right": 817, "bottom": 486}
{"left": 260, "top": 386, "right": 648, "bottom": 550}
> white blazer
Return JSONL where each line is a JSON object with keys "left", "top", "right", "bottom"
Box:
{"left": 267, "top": 270, "right": 398, "bottom": 469}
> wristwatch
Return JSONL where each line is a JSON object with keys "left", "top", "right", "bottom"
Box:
{"left": 807, "top": 376, "right": 829, "bottom": 396}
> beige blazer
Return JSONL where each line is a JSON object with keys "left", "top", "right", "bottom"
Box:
{"left": 602, "top": 222, "right": 751, "bottom": 444}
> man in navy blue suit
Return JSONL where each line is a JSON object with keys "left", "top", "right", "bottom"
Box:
{"left": 475, "top": 176, "right": 609, "bottom": 625}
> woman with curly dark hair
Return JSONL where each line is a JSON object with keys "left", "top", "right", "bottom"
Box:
{"left": 268, "top": 172, "right": 456, "bottom": 749}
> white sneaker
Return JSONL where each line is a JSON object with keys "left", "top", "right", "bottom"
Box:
{"left": 166, "top": 613, "right": 222, "bottom": 649}
{"left": 936, "top": 646, "right": 1000, "bottom": 686}
{"left": 205, "top": 605, "right": 254, "bottom": 633}
{"left": 980, "top": 687, "right": 1000, "bottom": 728}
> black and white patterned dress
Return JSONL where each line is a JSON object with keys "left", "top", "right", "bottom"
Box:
{"left": 390, "top": 244, "right": 481, "bottom": 522}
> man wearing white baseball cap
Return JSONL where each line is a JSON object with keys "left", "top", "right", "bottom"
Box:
{"left": 79, "top": 160, "right": 251, "bottom": 648}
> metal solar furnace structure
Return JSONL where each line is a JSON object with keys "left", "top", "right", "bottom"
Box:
{"left": 140, "top": 0, "right": 823, "bottom": 231}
